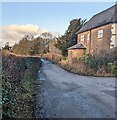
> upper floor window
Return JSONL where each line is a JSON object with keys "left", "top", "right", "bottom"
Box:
{"left": 87, "top": 33, "right": 90, "bottom": 40}
{"left": 49, "top": 47, "right": 51, "bottom": 51}
{"left": 80, "top": 35, "right": 84, "bottom": 41}
{"left": 98, "top": 29, "right": 103, "bottom": 38}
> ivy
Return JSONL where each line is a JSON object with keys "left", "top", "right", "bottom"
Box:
{"left": 2, "top": 52, "right": 40, "bottom": 118}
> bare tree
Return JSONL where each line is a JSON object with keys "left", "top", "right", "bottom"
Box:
{"left": 40, "top": 32, "right": 52, "bottom": 39}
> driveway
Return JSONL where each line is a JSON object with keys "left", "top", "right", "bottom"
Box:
{"left": 35, "top": 59, "right": 116, "bottom": 118}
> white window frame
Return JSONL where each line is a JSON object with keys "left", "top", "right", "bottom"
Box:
{"left": 98, "top": 29, "right": 103, "bottom": 38}
{"left": 80, "top": 35, "right": 85, "bottom": 41}
{"left": 87, "top": 33, "right": 90, "bottom": 40}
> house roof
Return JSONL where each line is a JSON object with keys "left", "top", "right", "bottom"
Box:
{"left": 68, "top": 43, "right": 86, "bottom": 50}
{"left": 77, "top": 4, "right": 117, "bottom": 34}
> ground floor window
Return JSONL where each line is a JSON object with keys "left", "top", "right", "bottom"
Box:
{"left": 70, "top": 51, "right": 72, "bottom": 57}
{"left": 74, "top": 51, "right": 77, "bottom": 56}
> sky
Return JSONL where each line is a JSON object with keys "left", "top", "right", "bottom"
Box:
{"left": 1, "top": 2, "right": 115, "bottom": 46}
{"left": 2, "top": 2, "right": 115, "bottom": 34}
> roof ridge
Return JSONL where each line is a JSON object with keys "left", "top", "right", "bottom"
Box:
{"left": 93, "top": 4, "right": 116, "bottom": 18}
{"left": 77, "top": 4, "right": 117, "bottom": 34}
{"left": 68, "top": 43, "right": 86, "bottom": 50}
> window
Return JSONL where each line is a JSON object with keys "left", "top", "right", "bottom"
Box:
{"left": 49, "top": 47, "right": 51, "bottom": 51}
{"left": 87, "top": 33, "right": 90, "bottom": 40}
{"left": 98, "top": 29, "right": 103, "bottom": 38}
{"left": 74, "top": 51, "right": 77, "bottom": 56}
{"left": 70, "top": 51, "right": 72, "bottom": 57}
{"left": 80, "top": 35, "right": 84, "bottom": 41}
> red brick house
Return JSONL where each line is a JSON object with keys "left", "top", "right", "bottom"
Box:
{"left": 68, "top": 4, "right": 117, "bottom": 60}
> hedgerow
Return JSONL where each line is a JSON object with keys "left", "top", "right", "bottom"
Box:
{"left": 2, "top": 51, "right": 41, "bottom": 118}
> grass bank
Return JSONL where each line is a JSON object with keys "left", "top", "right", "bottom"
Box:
{"left": 2, "top": 50, "right": 41, "bottom": 119}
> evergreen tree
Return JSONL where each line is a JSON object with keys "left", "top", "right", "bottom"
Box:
{"left": 55, "top": 18, "right": 86, "bottom": 56}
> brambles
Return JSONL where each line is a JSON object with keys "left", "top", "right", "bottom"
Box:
{"left": 2, "top": 51, "right": 41, "bottom": 118}
{"left": 45, "top": 47, "right": 116, "bottom": 77}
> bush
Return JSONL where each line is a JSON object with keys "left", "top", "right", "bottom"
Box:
{"left": 60, "top": 47, "right": 116, "bottom": 77}
{"left": 2, "top": 73, "right": 15, "bottom": 118}
{"left": 62, "top": 56, "right": 66, "bottom": 60}
{"left": 108, "top": 62, "right": 117, "bottom": 75}
{"left": 2, "top": 51, "right": 41, "bottom": 118}
{"left": 84, "top": 54, "right": 91, "bottom": 65}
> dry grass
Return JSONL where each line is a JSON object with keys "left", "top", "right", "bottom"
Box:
{"left": 44, "top": 48, "right": 116, "bottom": 77}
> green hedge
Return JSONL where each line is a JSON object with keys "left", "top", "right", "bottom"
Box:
{"left": 2, "top": 52, "right": 41, "bottom": 118}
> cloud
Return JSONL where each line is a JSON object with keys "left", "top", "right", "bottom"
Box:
{"left": 1, "top": 24, "right": 59, "bottom": 47}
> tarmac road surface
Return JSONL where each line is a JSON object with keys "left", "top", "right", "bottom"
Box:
{"left": 35, "top": 59, "right": 116, "bottom": 118}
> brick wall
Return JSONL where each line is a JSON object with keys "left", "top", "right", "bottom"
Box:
{"left": 77, "top": 24, "right": 112, "bottom": 54}
{"left": 91, "top": 24, "right": 111, "bottom": 53}
{"left": 68, "top": 49, "right": 86, "bottom": 59}
{"left": 77, "top": 31, "right": 91, "bottom": 54}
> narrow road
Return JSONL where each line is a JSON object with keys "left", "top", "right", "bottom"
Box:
{"left": 36, "top": 59, "right": 116, "bottom": 118}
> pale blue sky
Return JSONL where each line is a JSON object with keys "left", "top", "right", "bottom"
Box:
{"left": 2, "top": 2, "right": 115, "bottom": 34}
